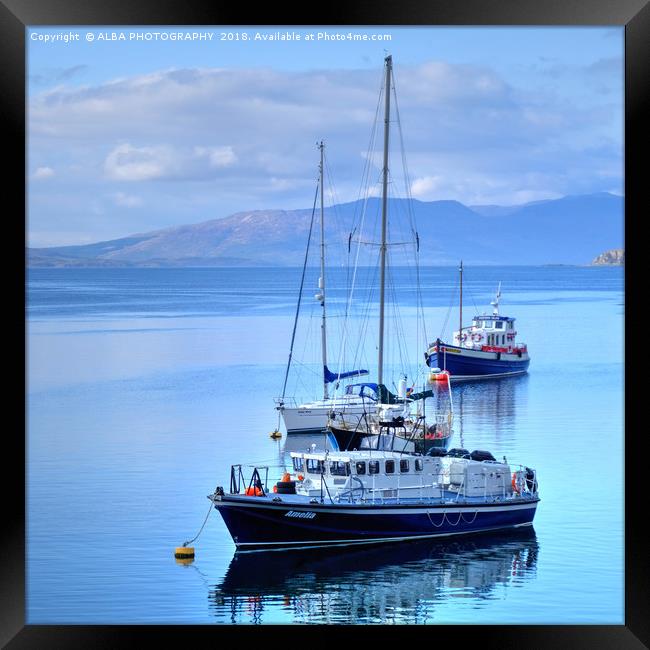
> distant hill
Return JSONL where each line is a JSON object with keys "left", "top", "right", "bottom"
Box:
{"left": 27, "top": 192, "right": 623, "bottom": 267}
{"left": 591, "top": 248, "right": 624, "bottom": 265}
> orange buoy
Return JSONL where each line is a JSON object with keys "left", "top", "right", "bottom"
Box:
{"left": 282, "top": 472, "right": 291, "bottom": 482}
{"left": 245, "top": 486, "right": 263, "bottom": 496}
{"left": 511, "top": 472, "right": 520, "bottom": 494}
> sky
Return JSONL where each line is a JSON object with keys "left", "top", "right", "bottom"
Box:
{"left": 27, "top": 26, "right": 624, "bottom": 248}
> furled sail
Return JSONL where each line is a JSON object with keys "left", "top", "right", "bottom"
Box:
{"left": 323, "top": 365, "right": 369, "bottom": 385}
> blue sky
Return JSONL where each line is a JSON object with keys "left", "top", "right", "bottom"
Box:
{"left": 27, "top": 26, "right": 623, "bottom": 247}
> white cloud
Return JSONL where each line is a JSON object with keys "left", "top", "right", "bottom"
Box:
{"left": 32, "top": 166, "right": 55, "bottom": 179}
{"left": 112, "top": 191, "right": 143, "bottom": 207}
{"left": 193, "top": 145, "right": 237, "bottom": 168}
{"left": 104, "top": 143, "right": 174, "bottom": 181}
{"left": 411, "top": 175, "right": 444, "bottom": 198}
{"left": 29, "top": 59, "right": 623, "bottom": 225}
{"left": 104, "top": 142, "right": 237, "bottom": 181}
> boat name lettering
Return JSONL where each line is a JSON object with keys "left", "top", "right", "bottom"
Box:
{"left": 284, "top": 510, "right": 317, "bottom": 519}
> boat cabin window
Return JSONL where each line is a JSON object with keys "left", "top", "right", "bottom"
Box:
{"left": 368, "top": 460, "right": 380, "bottom": 475}
{"left": 355, "top": 461, "right": 366, "bottom": 475}
{"left": 415, "top": 459, "right": 423, "bottom": 472}
{"left": 292, "top": 457, "right": 304, "bottom": 472}
{"left": 495, "top": 321, "right": 503, "bottom": 329}
{"left": 306, "top": 459, "right": 325, "bottom": 474}
{"left": 329, "top": 461, "right": 350, "bottom": 476}
{"left": 400, "top": 459, "right": 410, "bottom": 473}
{"left": 385, "top": 460, "right": 395, "bottom": 474}
{"left": 345, "top": 384, "right": 377, "bottom": 400}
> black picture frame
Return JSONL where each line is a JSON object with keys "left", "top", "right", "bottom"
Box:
{"left": 7, "top": 0, "right": 645, "bottom": 645}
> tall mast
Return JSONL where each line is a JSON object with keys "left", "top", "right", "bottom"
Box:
{"left": 318, "top": 141, "right": 329, "bottom": 399}
{"left": 459, "top": 260, "right": 463, "bottom": 344}
{"left": 378, "top": 55, "right": 392, "bottom": 386}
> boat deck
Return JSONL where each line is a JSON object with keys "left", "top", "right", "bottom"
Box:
{"left": 213, "top": 490, "right": 538, "bottom": 509}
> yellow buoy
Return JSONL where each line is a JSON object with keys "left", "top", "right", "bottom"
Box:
{"left": 174, "top": 546, "right": 195, "bottom": 559}
{"left": 175, "top": 556, "right": 194, "bottom": 565}
{"left": 269, "top": 429, "right": 282, "bottom": 439}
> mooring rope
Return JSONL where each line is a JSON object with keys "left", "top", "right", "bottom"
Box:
{"left": 181, "top": 499, "right": 214, "bottom": 548}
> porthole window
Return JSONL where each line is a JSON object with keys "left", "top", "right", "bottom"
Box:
{"left": 368, "top": 460, "right": 380, "bottom": 475}
{"left": 415, "top": 459, "right": 423, "bottom": 471}
{"left": 385, "top": 460, "right": 395, "bottom": 474}
{"left": 400, "top": 459, "right": 410, "bottom": 473}
{"left": 355, "top": 461, "right": 366, "bottom": 475}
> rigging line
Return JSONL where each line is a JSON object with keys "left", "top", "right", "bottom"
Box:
{"left": 390, "top": 69, "right": 427, "bottom": 358}
{"left": 439, "top": 273, "right": 459, "bottom": 340}
{"left": 280, "top": 180, "right": 320, "bottom": 401}
{"left": 460, "top": 266, "right": 481, "bottom": 316}
{"left": 392, "top": 80, "right": 417, "bottom": 232}
{"left": 329, "top": 165, "right": 371, "bottom": 411}
{"left": 349, "top": 70, "right": 384, "bottom": 242}
{"left": 287, "top": 290, "right": 318, "bottom": 397}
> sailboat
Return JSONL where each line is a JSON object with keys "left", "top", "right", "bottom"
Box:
{"left": 425, "top": 262, "right": 531, "bottom": 381}
{"left": 208, "top": 56, "right": 539, "bottom": 551}
{"left": 275, "top": 141, "right": 373, "bottom": 438}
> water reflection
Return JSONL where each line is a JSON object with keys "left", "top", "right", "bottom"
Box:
{"left": 452, "top": 375, "right": 529, "bottom": 447}
{"left": 209, "top": 527, "right": 539, "bottom": 624}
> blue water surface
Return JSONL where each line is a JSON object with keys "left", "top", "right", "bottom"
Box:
{"left": 26, "top": 266, "right": 624, "bottom": 624}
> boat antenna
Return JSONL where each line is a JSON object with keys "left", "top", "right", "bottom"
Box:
{"left": 378, "top": 54, "right": 392, "bottom": 386}
{"left": 491, "top": 282, "right": 501, "bottom": 316}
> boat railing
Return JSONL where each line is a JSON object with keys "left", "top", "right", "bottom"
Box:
{"left": 450, "top": 462, "right": 538, "bottom": 502}
{"left": 229, "top": 464, "right": 270, "bottom": 495}
{"left": 274, "top": 397, "right": 297, "bottom": 408}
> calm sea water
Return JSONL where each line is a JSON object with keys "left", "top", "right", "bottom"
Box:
{"left": 26, "top": 266, "right": 624, "bottom": 624}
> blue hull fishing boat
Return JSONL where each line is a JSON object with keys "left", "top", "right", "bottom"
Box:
{"left": 209, "top": 56, "right": 539, "bottom": 551}
{"left": 425, "top": 264, "right": 530, "bottom": 381}
{"left": 210, "top": 447, "right": 538, "bottom": 550}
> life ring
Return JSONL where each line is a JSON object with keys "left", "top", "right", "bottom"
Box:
{"left": 472, "top": 333, "right": 483, "bottom": 342}
{"left": 511, "top": 473, "right": 520, "bottom": 494}
{"left": 460, "top": 333, "right": 467, "bottom": 342}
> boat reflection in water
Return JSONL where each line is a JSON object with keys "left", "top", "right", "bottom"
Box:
{"left": 453, "top": 374, "right": 529, "bottom": 445}
{"left": 209, "top": 527, "right": 539, "bottom": 624}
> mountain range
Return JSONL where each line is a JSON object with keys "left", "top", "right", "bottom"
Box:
{"left": 27, "top": 192, "right": 623, "bottom": 267}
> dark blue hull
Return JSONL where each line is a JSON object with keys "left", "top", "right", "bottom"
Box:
{"left": 213, "top": 495, "right": 539, "bottom": 550}
{"left": 427, "top": 344, "right": 530, "bottom": 379}
{"left": 328, "top": 426, "right": 451, "bottom": 453}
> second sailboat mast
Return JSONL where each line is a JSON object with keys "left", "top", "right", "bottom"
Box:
{"left": 318, "top": 141, "right": 329, "bottom": 400}
{"left": 378, "top": 55, "right": 391, "bottom": 386}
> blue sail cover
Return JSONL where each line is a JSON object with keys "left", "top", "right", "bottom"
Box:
{"left": 323, "top": 365, "right": 369, "bottom": 384}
